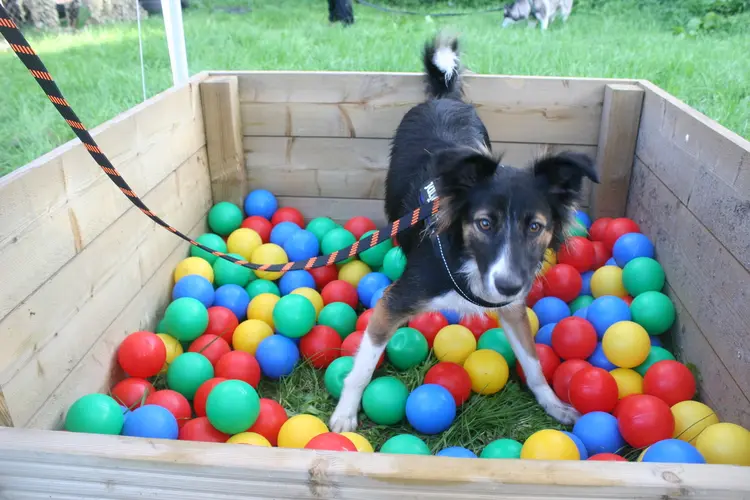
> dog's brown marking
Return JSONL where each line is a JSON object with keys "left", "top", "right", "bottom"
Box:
{"left": 366, "top": 287, "right": 418, "bottom": 346}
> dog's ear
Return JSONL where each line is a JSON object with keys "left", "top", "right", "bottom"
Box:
{"left": 533, "top": 151, "right": 599, "bottom": 210}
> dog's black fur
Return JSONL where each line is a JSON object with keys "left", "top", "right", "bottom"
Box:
{"left": 328, "top": 0, "right": 354, "bottom": 24}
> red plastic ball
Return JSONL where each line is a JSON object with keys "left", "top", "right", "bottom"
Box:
{"left": 179, "top": 417, "right": 230, "bottom": 442}
{"left": 621, "top": 295, "right": 633, "bottom": 306}
{"left": 526, "top": 278, "right": 545, "bottom": 307}
{"left": 557, "top": 237, "right": 596, "bottom": 273}
{"left": 341, "top": 330, "right": 384, "bottom": 368}
{"left": 241, "top": 216, "right": 273, "bottom": 243}
{"left": 542, "top": 264, "right": 582, "bottom": 303}
{"left": 408, "top": 311, "right": 449, "bottom": 349}
{"left": 616, "top": 394, "right": 675, "bottom": 448}
{"left": 299, "top": 325, "right": 342, "bottom": 369}
{"left": 214, "top": 351, "right": 261, "bottom": 388}
{"left": 591, "top": 240, "right": 610, "bottom": 270}
{"left": 602, "top": 217, "right": 641, "bottom": 251}
{"left": 305, "top": 432, "right": 357, "bottom": 452}
{"left": 204, "top": 306, "right": 240, "bottom": 339}
{"left": 612, "top": 394, "right": 639, "bottom": 419}
{"left": 459, "top": 313, "right": 499, "bottom": 341}
{"left": 188, "top": 334, "right": 232, "bottom": 367}
{"left": 588, "top": 453, "right": 627, "bottom": 462}
{"left": 551, "top": 317, "right": 597, "bottom": 360}
{"left": 552, "top": 359, "right": 592, "bottom": 403}
{"left": 309, "top": 264, "right": 339, "bottom": 291}
{"left": 344, "top": 216, "right": 377, "bottom": 240}
{"left": 589, "top": 217, "right": 612, "bottom": 242}
{"left": 145, "top": 389, "right": 192, "bottom": 428}
{"left": 192, "top": 377, "right": 227, "bottom": 417}
{"left": 642, "top": 360, "right": 696, "bottom": 407}
{"left": 516, "top": 344, "right": 561, "bottom": 384}
{"left": 568, "top": 367, "right": 619, "bottom": 414}
{"left": 424, "top": 362, "right": 472, "bottom": 406}
{"left": 321, "top": 280, "right": 358, "bottom": 309}
{"left": 356, "top": 309, "right": 375, "bottom": 331}
{"left": 271, "top": 207, "right": 305, "bottom": 227}
{"left": 117, "top": 331, "right": 167, "bottom": 378}
{"left": 110, "top": 378, "right": 155, "bottom": 409}
{"left": 248, "top": 398, "right": 288, "bottom": 446}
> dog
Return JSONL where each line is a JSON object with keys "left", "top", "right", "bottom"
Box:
{"left": 328, "top": 34, "right": 599, "bottom": 433}
{"left": 328, "top": 0, "right": 354, "bottom": 25}
{"left": 502, "top": 0, "right": 573, "bottom": 30}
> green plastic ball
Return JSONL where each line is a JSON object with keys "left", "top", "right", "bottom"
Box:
{"left": 164, "top": 297, "right": 209, "bottom": 342}
{"left": 380, "top": 434, "right": 431, "bottom": 455}
{"left": 64, "top": 393, "right": 124, "bottom": 435}
{"left": 568, "top": 218, "right": 589, "bottom": 238}
{"left": 205, "top": 379, "right": 261, "bottom": 435}
{"left": 359, "top": 229, "right": 394, "bottom": 268}
{"left": 382, "top": 246, "right": 407, "bottom": 281}
{"left": 634, "top": 346, "right": 676, "bottom": 376}
{"left": 246, "top": 279, "right": 280, "bottom": 299}
{"left": 272, "top": 294, "right": 316, "bottom": 338}
{"left": 480, "top": 438, "right": 523, "bottom": 459}
{"left": 622, "top": 257, "right": 666, "bottom": 297}
{"left": 156, "top": 318, "right": 167, "bottom": 333}
{"left": 630, "top": 290, "right": 675, "bottom": 335}
{"left": 213, "top": 252, "right": 254, "bottom": 287}
{"left": 477, "top": 328, "right": 516, "bottom": 367}
{"left": 190, "top": 233, "right": 228, "bottom": 265}
{"left": 361, "top": 376, "right": 409, "bottom": 425}
{"left": 166, "top": 352, "right": 215, "bottom": 399}
{"left": 306, "top": 217, "right": 340, "bottom": 244}
{"left": 386, "top": 327, "right": 428, "bottom": 370}
{"left": 570, "top": 295, "right": 594, "bottom": 313}
{"left": 208, "top": 201, "right": 244, "bottom": 236}
{"left": 324, "top": 356, "right": 354, "bottom": 399}
{"left": 321, "top": 227, "right": 356, "bottom": 265}
{"left": 318, "top": 302, "right": 358, "bottom": 339}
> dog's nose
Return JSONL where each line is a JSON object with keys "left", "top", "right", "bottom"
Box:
{"left": 494, "top": 276, "right": 523, "bottom": 297}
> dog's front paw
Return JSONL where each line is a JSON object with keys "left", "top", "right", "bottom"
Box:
{"left": 329, "top": 405, "right": 359, "bottom": 433}
{"left": 542, "top": 398, "right": 581, "bottom": 425}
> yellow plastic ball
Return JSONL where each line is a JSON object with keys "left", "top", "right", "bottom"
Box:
{"left": 174, "top": 256, "right": 214, "bottom": 284}
{"left": 527, "top": 307, "right": 540, "bottom": 337}
{"left": 609, "top": 368, "right": 643, "bottom": 399}
{"left": 521, "top": 429, "right": 580, "bottom": 461}
{"left": 463, "top": 349, "right": 509, "bottom": 395}
{"left": 337, "top": 260, "right": 372, "bottom": 288}
{"left": 233, "top": 319, "right": 274, "bottom": 355}
{"left": 340, "top": 432, "right": 374, "bottom": 453}
{"left": 433, "top": 325, "right": 477, "bottom": 364}
{"left": 695, "top": 423, "right": 750, "bottom": 466}
{"left": 590, "top": 265, "right": 627, "bottom": 298}
{"left": 247, "top": 293, "right": 281, "bottom": 329}
{"left": 637, "top": 447, "right": 648, "bottom": 462}
{"left": 487, "top": 310, "right": 499, "bottom": 322}
{"left": 291, "top": 287, "right": 324, "bottom": 318}
{"left": 156, "top": 333, "right": 183, "bottom": 374}
{"left": 671, "top": 400, "right": 720, "bottom": 444}
{"left": 602, "top": 321, "right": 650, "bottom": 368}
{"left": 227, "top": 432, "right": 272, "bottom": 447}
{"left": 540, "top": 248, "right": 557, "bottom": 275}
{"left": 277, "top": 414, "right": 329, "bottom": 449}
{"left": 250, "top": 243, "right": 288, "bottom": 281}
{"left": 227, "top": 228, "right": 263, "bottom": 261}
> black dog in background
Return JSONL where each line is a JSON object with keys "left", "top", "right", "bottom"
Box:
{"left": 328, "top": 0, "right": 354, "bottom": 24}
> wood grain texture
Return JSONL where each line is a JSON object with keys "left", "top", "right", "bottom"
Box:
{"left": 589, "top": 84, "right": 644, "bottom": 218}
{"left": 0, "top": 389, "right": 12, "bottom": 427}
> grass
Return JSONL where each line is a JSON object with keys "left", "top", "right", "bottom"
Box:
{"left": 1, "top": 0, "right": 750, "bottom": 175}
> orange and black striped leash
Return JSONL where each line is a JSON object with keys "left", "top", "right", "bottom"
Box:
{"left": 0, "top": 7, "right": 440, "bottom": 273}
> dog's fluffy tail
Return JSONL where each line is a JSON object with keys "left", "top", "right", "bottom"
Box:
{"left": 423, "top": 35, "right": 462, "bottom": 100}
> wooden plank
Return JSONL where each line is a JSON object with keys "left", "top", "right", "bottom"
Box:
{"left": 200, "top": 75, "right": 248, "bottom": 206}
{"left": 0, "top": 389, "right": 12, "bottom": 427}
{"left": 589, "top": 84, "right": 644, "bottom": 219}
{"left": 277, "top": 196, "right": 386, "bottom": 226}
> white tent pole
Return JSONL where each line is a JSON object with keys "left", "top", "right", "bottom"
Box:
{"left": 160, "top": 0, "right": 189, "bottom": 87}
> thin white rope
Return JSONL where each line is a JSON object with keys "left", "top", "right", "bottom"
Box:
{"left": 135, "top": 0, "right": 147, "bottom": 101}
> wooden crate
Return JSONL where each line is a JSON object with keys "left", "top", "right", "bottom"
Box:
{"left": 0, "top": 70, "right": 748, "bottom": 499}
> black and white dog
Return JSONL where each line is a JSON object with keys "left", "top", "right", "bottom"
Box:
{"left": 328, "top": 0, "right": 354, "bottom": 25}
{"left": 329, "top": 34, "right": 598, "bottom": 433}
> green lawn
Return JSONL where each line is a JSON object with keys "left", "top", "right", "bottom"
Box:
{"left": 1, "top": 0, "right": 749, "bottom": 175}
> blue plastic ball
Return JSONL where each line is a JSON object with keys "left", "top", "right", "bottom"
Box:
{"left": 437, "top": 446, "right": 477, "bottom": 458}
{"left": 650, "top": 335, "right": 663, "bottom": 347}
{"left": 244, "top": 189, "right": 278, "bottom": 219}
{"left": 357, "top": 272, "right": 392, "bottom": 309}
{"left": 574, "top": 307, "right": 589, "bottom": 319}
{"left": 532, "top": 297, "right": 571, "bottom": 326}
{"left": 214, "top": 284, "right": 250, "bottom": 321}
{"left": 172, "top": 274, "right": 215, "bottom": 308}
{"left": 587, "top": 342, "right": 617, "bottom": 370}
{"left": 405, "top": 384, "right": 456, "bottom": 435}
{"left": 278, "top": 270, "right": 316, "bottom": 296}
{"left": 575, "top": 210, "right": 592, "bottom": 229}
{"left": 369, "top": 286, "right": 387, "bottom": 308}
{"left": 642, "top": 439, "right": 706, "bottom": 464}
{"left": 587, "top": 295, "right": 631, "bottom": 339}
{"left": 121, "top": 404, "right": 178, "bottom": 440}
{"left": 441, "top": 310, "right": 460, "bottom": 324}
{"left": 605, "top": 257, "right": 618, "bottom": 267}
{"left": 562, "top": 431, "right": 589, "bottom": 460}
{"left": 580, "top": 271, "right": 594, "bottom": 296}
{"left": 119, "top": 405, "right": 131, "bottom": 423}
{"left": 283, "top": 229, "right": 320, "bottom": 261}
{"left": 612, "top": 233, "right": 655, "bottom": 267}
{"left": 535, "top": 323, "right": 555, "bottom": 346}
{"left": 270, "top": 221, "right": 301, "bottom": 247}
{"left": 255, "top": 334, "right": 300, "bottom": 379}
{"left": 572, "top": 411, "right": 624, "bottom": 455}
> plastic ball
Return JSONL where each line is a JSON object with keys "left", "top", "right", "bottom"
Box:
{"left": 463, "top": 349, "right": 509, "bottom": 395}
{"left": 359, "top": 230, "right": 393, "bottom": 268}
{"left": 588, "top": 453, "right": 627, "bottom": 461}
{"left": 356, "top": 308, "right": 375, "bottom": 331}
{"left": 441, "top": 309, "right": 461, "bottom": 324}
{"left": 166, "top": 352, "right": 214, "bottom": 399}
{"left": 192, "top": 377, "right": 226, "bottom": 417}
{"left": 526, "top": 307, "right": 540, "bottom": 336}
{"left": 362, "top": 376, "right": 409, "bottom": 425}
{"left": 532, "top": 296, "right": 571, "bottom": 326}
{"left": 591, "top": 240, "right": 610, "bottom": 269}
{"left": 321, "top": 280, "right": 358, "bottom": 309}
{"left": 605, "top": 258, "right": 617, "bottom": 267}
{"left": 342, "top": 216, "right": 376, "bottom": 240}
{"left": 534, "top": 323, "right": 555, "bottom": 347}
{"left": 642, "top": 439, "right": 705, "bottom": 464}
{"left": 650, "top": 335, "right": 663, "bottom": 347}
{"left": 552, "top": 359, "right": 592, "bottom": 403}
{"left": 590, "top": 266, "right": 627, "bottom": 298}
{"left": 587, "top": 342, "right": 617, "bottom": 370}
{"left": 634, "top": 346, "right": 676, "bottom": 376}
{"left": 480, "top": 438, "right": 523, "bottom": 459}
{"left": 208, "top": 201, "right": 244, "bottom": 236}
{"left": 542, "top": 264, "right": 583, "bottom": 302}
{"left": 156, "top": 333, "right": 183, "bottom": 374}
{"left": 277, "top": 414, "right": 329, "bottom": 449}
{"left": 589, "top": 217, "right": 612, "bottom": 241}
{"left": 305, "top": 432, "right": 357, "bottom": 452}
{"left": 602, "top": 321, "right": 650, "bottom": 368}
{"left": 380, "top": 434, "right": 431, "bottom": 455}
{"left": 247, "top": 292, "right": 281, "bottom": 329}
{"left": 288, "top": 287, "right": 323, "bottom": 316}
{"left": 557, "top": 237, "right": 595, "bottom": 273}
{"left": 172, "top": 274, "right": 215, "bottom": 308}
{"left": 299, "top": 325, "right": 342, "bottom": 369}
{"left": 179, "top": 417, "right": 229, "bottom": 442}
{"left": 318, "top": 302, "right": 358, "bottom": 339}
{"left": 569, "top": 295, "right": 594, "bottom": 315}
{"left": 232, "top": 319, "right": 273, "bottom": 355}
{"left": 188, "top": 334, "right": 232, "bottom": 367}
{"left": 340, "top": 432, "right": 374, "bottom": 453}
{"left": 306, "top": 217, "right": 340, "bottom": 244}
{"left": 321, "top": 227, "right": 357, "bottom": 265}
{"left": 111, "top": 378, "right": 155, "bottom": 409}
{"left": 575, "top": 210, "right": 592, "bottom": 229}
{"left": 122, "top": 404, "right": 179, "bottom": 440}
{"left": 386, "top": 327, "right": 428, "bottom": 370}
{"left": 271, "top": 206, "right": 304, "bottom": 227}
{"left": 424, "top": 362, "right": 472, "bottom": 406}
{"left": 269, "top": 221, "right": 301, "bottom": 248}
{"left": 587, "top": 295, "right": 631, "bottom": 339}
{"left": 616, "top": 394, "right": 675, "bottom": 448}
{"left": 695, "top": 423, "right": 750, "bottom": 466}
{"left": 573, "top": 411, "right": 625, "bottom": 455}
{"left": 246, "top": 279, "right": 280, "bottom": 300}
{"left": 273, "top": 294, "right": 316, "bottom": 338}
{"left": 477, "top": 328, "right": 516, "bottom": 366}
{"left": 213, "top": 285, "right": 251, "bottom": 322}
{"left": 405, "top": 384, "right": 457, "bottom": 435}
{"left": 340, "top": 331, "right": 385, "bottom": 367}
{"left": 164, "top": 297, "right": 209, "bottom": 342}
{"left": 621, "top": 257, "right": 665, "bottom": 297}
{"left": 602, "top": 217, "right": 641, "bottom": 251}
{"left": 117, "top": 331, "right": 167, "bottom": 378}
{"left": 248, "top": 398, "right": 288, "bottom": 446}
{"left": 521, "top": 429, "right": 580, "bottom": 460}
{"left": 357, "top": 272, "right": 392, "bottom": 308}
{"left": 671, "top": 400, "right": 719, "bottom": 443}
{"left": 437, "top": 446, "right": 477, "bottom": 458}
{"left": 573, "top": 307, "right": 589, "bottom": 320}
{"left": 283, "top": 229, "right": 320, "bottom": 262}
{"left": 568, "top": 367, "right": 619, "bottom": 414}
{"left": 610, "top": 368, "right": 643, "bottom": 399}
{"left": 612, "top": 232, "right": 654, "bottom": 267}
{"left": 227, "top": 432, "right": 272, "bottom": 446}
{"left": 517, "top": 344, "right": 561, "bottom": 384}
{"left": 206, "top": 379, "right": 260, "bottom": 435}
{"left": 382, "top": 246, "right": 407, "bottom": 281}
{"left": 526, "top": 278, "right": 545, "bottom": 307}
{"left": 227, "top": 228, "right": 263, "bottom": 262}
{"left": 243, "top": 189, "right": 278, "bottom": 220}
{"left": 541, "top": 248, "right": 557, "bottom": 274}
{"left": 242, "top": 215, "right": 273, "bottom": 243}
{"left": 174, "top": 256, "right": 215, "bottom": 284}
{"left": 630, "top": 291, "right": 675, "bottom": 335}
{"left": 64, "top": 393, "right": 124, "bottom": 435}
{"left": 337, "top": 260, "right": 372, "bottom": 288}
{"left": 191, "top": 233, "right": 228, "bottom": 265}
{"left": 562, "top": 431, "right": 589, "bottom": 460}
{"left": 459, "top": 313, "right": 499, "bottom": 340}
{"left": 214, "top": 350, "right": 261, "bottom": 387}
{"left": 250, "top": 243, "right": 289, "bottom": 281}
{"left": 433, "top": 325, "right": 477, "bottom": 364}
{"left": 643, "top": 360, "right": 696, "bottom": 406}
{"left": 551, "top": 317, "right": 597, "bottom": 360}
{"left": 254, "top": 335, "right": 300, "bottom": 379}
{"left": 324, "top": 356, "right": 354, "bottom": 399}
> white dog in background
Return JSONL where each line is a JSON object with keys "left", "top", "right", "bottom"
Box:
{"left": 502, "top": 0, "right": 574, "bottom": 30}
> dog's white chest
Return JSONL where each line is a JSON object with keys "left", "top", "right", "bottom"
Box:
{"left": 424, "top": 291, "right": 491, "bottom": 318}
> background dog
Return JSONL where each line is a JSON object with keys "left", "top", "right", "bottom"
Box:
{"left": 328, "top": 0, "right": 354, "bottom": 25}
{"left": 502, "top": 0, "right": 573, "bottom": 30}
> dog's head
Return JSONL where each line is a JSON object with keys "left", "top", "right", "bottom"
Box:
{"left": 503, "top": 0, "right": 531, "bottom": 20}
{"left": 433, "top": 148, "right": 598, "bottom": 304}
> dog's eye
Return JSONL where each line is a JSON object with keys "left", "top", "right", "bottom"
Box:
{"left": 528, "top": 221, "right": 543, "bottom": 233}
{"left": 476, "top": 218, "right": 492, "bottom": 232}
